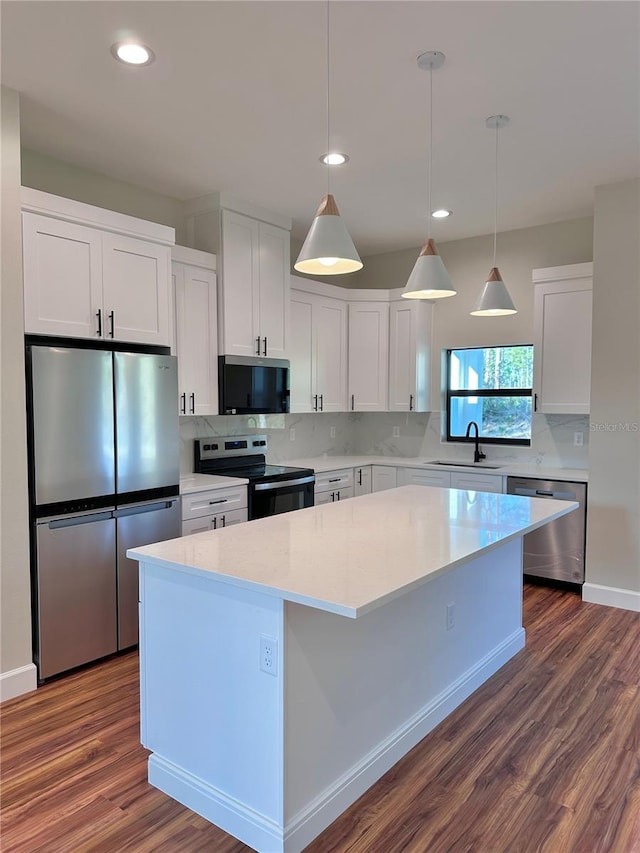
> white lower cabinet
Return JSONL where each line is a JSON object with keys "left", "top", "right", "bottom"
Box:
{"left": 397, "top": 468, "right": 451, "bottom": 488}
{"left": 181, "top": 484, "right": 248, "bottom": 535}
{"left": 314, "top": 468, "right": 354, "bottom": 505}
{"left": 449, "top": 472, "right": 504, "bottom": 493}
{"left": 371, "top": 466, "right": 397, "bottom": 492}
{"left": 354, "top": 466, "right": 372, "bottom": 496}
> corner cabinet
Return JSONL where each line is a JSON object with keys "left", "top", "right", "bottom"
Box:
{"left": 388, "top": 300, "right": 432, "bottom": 412}
{"left": 219, "top": 210, "right": 290, "bottom": 359}
{"left": 348, "top": 302, "right": 389, "bottom": 412}
{"left": 533, "top": 263, "right": 593, "bottom": 414}
{"left": 290, "top": 281, "right": 347, "bottom": 413}
{"left": 172, "top": 246, "right": 218, "bottom": 417}
{"left": 22, "top": 189, "right": 174, "bottom": 346}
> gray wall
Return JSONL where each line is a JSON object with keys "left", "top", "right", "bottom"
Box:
{"left": 21, "top": 148, "right": 187, "bottom": 244}
{"left": 586, "top": 178, "right": 640, "bottom": 596}
{"left": 0, "top": 88, "right": 32, "bottom": 680}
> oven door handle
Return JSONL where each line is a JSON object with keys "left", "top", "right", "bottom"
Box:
{"left": 253, "top": 476, "right": 315, "bottom": 491}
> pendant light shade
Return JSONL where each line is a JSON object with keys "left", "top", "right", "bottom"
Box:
{"left": 294, "top": 194, "right": 362, "bottom": 275}
{"left": 402, "top": 50, "right": 455, "bottom": 300}
{"left": 470, "top": 266, "right": 516, "bottom": 315}
{"left": 401, "top": 238, "right": 455, "bottom": 299}
{"left": 471, "top": 115, "right": 517, "bottom": 316}
{"left": 294, "top": 1, "right": 362, "bottom": 277}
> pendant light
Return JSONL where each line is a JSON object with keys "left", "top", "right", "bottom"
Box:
{"left": 294, "top": 1, "right": 362, "bottom": 276}
{"left": 471, "top": 115, "right": 517, "bottom": 316}
{"left": 402, "top": 51, "right": 455, "bottom": 300}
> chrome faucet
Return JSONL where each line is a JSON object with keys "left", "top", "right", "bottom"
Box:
{"left": 465, "top": 421, "right": 486, "bottom": 463}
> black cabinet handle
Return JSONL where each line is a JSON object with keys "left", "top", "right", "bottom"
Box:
{"left": 331, "top": 492, "right": 335, "bottom": 502}
{"left": 534, "top": 393, "right": 538, "bottom": 412}
{"left": 319, "top": 394, "right": 323, "bottom": 411}
{"left": 358, "top": 469, "right": 362, "bottom": 486}
{"left": 351, "top": 394, "right": 355, "bottom": 411}
{"left": 180, "top": 392, "right": 186, "bottom": 415}
{"left": 190, "top": 392, "right": 195, "bottom": 414}
{"left": 256, "top": 337, "right": 261, "bottom": 355}
{"left": 96, "top": 309, "right": 102, "bottom": 337}
{"left": 328, "top": 478, "right": 341, "bottom": 483}
{"left": 212, "top": 517, "right": 217, "bottom": 530}
{"left": 409, "top": 394, "right": 414, "bottom": 411}
{"left": 336, "top": 491, "right": 340, "bottom": 501}
{"left": 208, "top": 498, "right": 228, "bottom": 505}
{"left": 314, "top": 394, "right": 318, "bottom": 411}
{"left": 263, "top": 337, "right": 267, "bottom": 356}
{"left": 108, "top": 310, "right": 115, "bottom": 338}
{"left": 221, "top": 515, "right": 226, "bottom": 527}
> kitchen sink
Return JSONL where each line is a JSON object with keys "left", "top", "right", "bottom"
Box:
{"left": 424, "top": 460, "right": 505, "bottom": 469}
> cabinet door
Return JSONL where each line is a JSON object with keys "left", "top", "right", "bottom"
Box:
{"left": 398, "top": 468, "right": 451, "bottom": 488}
{"left": 334, "top": 487, "right": 354, "bottom": 501}
{"left": 314, "top": 490, "right": 335, "bottom": 507}
{"left": 533, "top": 273, "right": 592, "bottom": 414}
{"left": 315, "top": 295, "right": 347, "bottom": 412}
{"left": 258, "top": 222, "right": 290, "bottom": 358}
{"left": 174, "top": 263, "right": 218, "bottom": 416}
{"left": 449, "top": 472, "right": 503, "bottom": 493}
{"left": 354, "top": 466, "right": 372, "bottom": 496}
{"left": 290, "top": 293, "right": 315, "bottom": 413}
{"left": 388, "top": 300, "right": 431, "bottom": 412}
{"left": 102, "top": 234, "right": 171, "bottom": 345}
{"left": 219, "top": 210, "right": 260, "bottom": 356}
{"left": 23, "top": 212, "right": 103, "bottom": 339}
{"left": 348, "top": 302, "right": 389, "bottom": 411}
{"left": 372, "top": 465, "right": 397, "bottom": 492}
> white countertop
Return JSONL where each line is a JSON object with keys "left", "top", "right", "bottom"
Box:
{"left": 180, "top": 474, "right": 249, "bottom": 494}
{"left": 283, "top": 454, "right": 589, "bottom": 483}
{"left": 129, "top": 486, "right": 576, "bottom": 618}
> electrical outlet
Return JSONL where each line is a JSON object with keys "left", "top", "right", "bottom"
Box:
{"left": 330, "top": 426, "right": 336, "bottom": 439}
{"left": 574, "top": 431, "right": 584, "bottom": 447}
{"left": 393, "top": 426, "right": 400, "bottom": 438}
{"left": 289, "top": 427, "right": 296, "bottom": 442}
{"left": 446, "top": 603, "right": 455, "bottom": 631}
{"left": 260, "top": 635, "right": 278, "bottom": 676}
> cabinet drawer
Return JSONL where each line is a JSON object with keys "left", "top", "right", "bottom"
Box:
{"left": 314, "top": 468, "right": 354, "bottom": 492}
{"left": 182, "top": 507, "right": 248, "bottom": 535}
{"left": 181, "top": 485, "right": 247, "bottom": 521}
{"left": 398, "top": 468, "right": 451, "bottom": 488}
{"left": 449, "top": 472, "right": 504, "bottom": 493}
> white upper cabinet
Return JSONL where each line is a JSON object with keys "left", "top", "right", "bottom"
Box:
{"left": 173, "top": 247, "right": 218, "bottom": 417}
{"left": 219, "top": 209, "right": 290, "bottom": 359}
{"left": 22, "top": 189, "right": 174, "bottom": 346}
{"left": 290, "top": 284, "right": 347, "bottom": 413}
{"left": 348, "top": 302, "right": 389, "bottom": 412}
{"left": 388, "top": 300, "right": 432, "bottom": 412}
{"left": 533, "top": 263, "right": 593, "bottom": 414}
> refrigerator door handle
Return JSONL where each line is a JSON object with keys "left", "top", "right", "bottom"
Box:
{"left": 114, "top": 501, "right": 177, "bottom": 518}
{"left": 47, "top": 510, "right": 114, "bottom": 529}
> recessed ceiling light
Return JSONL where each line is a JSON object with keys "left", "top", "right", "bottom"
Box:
{"left": 320, "top": 152, "right": 350, "bottom": 166}
{"left": 431, "top": 209, "right": 452, "bottom": 219}
{"left": 111, "top": 41, "right": 155, "bottom": 66}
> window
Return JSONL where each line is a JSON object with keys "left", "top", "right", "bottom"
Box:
{"left": 446, "top": 345, "right": 534, "bottom": 445}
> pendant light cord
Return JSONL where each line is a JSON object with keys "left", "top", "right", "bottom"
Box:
{"left": 326, "top": 0, "right": 331, "bottom": 197}
{"left": 427, "top": 63, "right": 433, "bottom": 240}
{"left": 493, "top": 122, "right": 498, "bottom": 268}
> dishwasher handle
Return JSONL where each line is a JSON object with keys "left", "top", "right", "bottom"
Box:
{"left": 513, "top": 487, "right": 574, "bottom": 500}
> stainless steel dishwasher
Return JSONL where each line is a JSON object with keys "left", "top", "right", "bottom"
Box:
{"left": 506, "top": 477, "right": 587, "bottom": 584}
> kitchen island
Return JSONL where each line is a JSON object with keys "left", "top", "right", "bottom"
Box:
{"left": 128, "top": 485, "right": 576, "bottom": 853}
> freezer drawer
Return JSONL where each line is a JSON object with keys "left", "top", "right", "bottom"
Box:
{"left": 36, "top": 511, "right": 117, "bottom": 679}
{"left": 115, "top": 499, "right": 180, "bottom": 649}
{"left": 506, "top": 477, "right": 587, "bottom": 584}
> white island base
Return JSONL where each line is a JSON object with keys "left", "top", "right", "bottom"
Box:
{"left": 132, "top": 487, "right": 575, "bottom": 853}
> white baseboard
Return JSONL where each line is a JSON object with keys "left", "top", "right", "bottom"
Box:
{"left": 148, "top": 628, "right": 525, "bottom": 853}
{"left": 284, "top": 627, "right": 525, "bottom": 853}
{"left": 0, "top": 663, "right": 37, "bottom": 703}
{"left": 582, "top": 582, "right": 640, "bottom": 612}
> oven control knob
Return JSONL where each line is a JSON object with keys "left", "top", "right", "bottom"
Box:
{"left": 203, "top": 444, "right": 211, "bottom": 451}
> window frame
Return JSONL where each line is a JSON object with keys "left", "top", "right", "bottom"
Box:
{"left": 445, "top": 345, "right": 533, "bottom": 447}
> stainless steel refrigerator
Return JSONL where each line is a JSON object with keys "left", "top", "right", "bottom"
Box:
{"left": 26, "top": 340, "right": 181, "bottom": 679}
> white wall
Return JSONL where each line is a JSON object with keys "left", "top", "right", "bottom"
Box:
{"left": 584, "top": 178, "right": 640, "bottom": 609}
{"left": 0, "top": 87, "right": 35, "bottom": 698}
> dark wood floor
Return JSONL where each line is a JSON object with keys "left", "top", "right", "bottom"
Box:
{"left": 1, "top": 584, "right": 639, "bottom": 853}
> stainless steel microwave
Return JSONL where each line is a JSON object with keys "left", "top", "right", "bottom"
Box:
{"left": 218, "top": 356, "right": 290, "bottom": 415}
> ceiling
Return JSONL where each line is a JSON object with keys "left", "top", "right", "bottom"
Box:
{"left": 2, "top": 1, "right": 639, "bottom": 256}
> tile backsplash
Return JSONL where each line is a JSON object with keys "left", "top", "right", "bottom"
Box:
{"left": 179, "top": 411, "right": 589, "bottom": 474}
